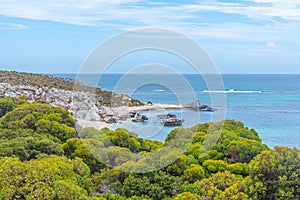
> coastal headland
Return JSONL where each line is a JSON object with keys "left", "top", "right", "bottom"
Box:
{"left": 0, "top": 70, "right": 215, "bottom": 130}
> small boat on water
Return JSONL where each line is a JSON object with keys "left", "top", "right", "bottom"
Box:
{"left": 158, "top": 113, "right": 184, "bottom": 126}
{"left": 183, "top": 100, "right": 216, "bottom": 112}
{"left": 132, "top": 113, "right": 148, "bottom": 122}
{"left": 157, "top": 113, "right": 177, "bottom": 119}
{"left": 163, "top": 118, "right": 184, "bottom": 126}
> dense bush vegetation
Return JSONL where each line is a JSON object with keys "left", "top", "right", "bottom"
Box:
{"left": 0, "top": 97, "right": 299, "bottom": 199}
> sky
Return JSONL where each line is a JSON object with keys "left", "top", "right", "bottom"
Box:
{"left": 0, "top": 0, "right": 300, "bottom": 74}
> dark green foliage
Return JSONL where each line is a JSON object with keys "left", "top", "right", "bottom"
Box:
{"left": 246, "top": 146, "right": 300, "bottom": 200}
{"left": 0, "top": 156, "right": 92, "bottom": 199}
{"left": 0, "top": 102, "right": 76, "bottom": 143}
{"left": 0, "top": 102, "right": 299, "bottom": 200}
{"left": 0, "top": 100, "right": 76, "bottom": 161}
{"left": 0, "top": 102, "right": 75, "bottom": 128}
{"left": 0, "top": 136, "right": 64, "bottom": 161}
{"left": 225, "top": 138, "right": 267, "bottom": 163}
{"left": 63, "top": 138, "right": 106, "bottom": 173}
{"left": 35, "top": 118, "right": 76, "bottom": 142}
{"left": 0, "top": 98, "right": 16, "bottom": 118}
{"left": 121, "top": 171, "right": 180, "bottom": 200}
{"left": 92, "top": 168, "right": 125, "bottom": 194}
{"left": 166, "top": 155, "right": 198, "bottom": 176}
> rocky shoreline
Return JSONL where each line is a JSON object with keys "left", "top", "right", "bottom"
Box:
{"left": 0, "top": 71, "right": 216, "bottom": 129}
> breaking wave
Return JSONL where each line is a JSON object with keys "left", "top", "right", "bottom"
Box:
{"left": 202, "top": 89, "right": 263, "bottom": 94}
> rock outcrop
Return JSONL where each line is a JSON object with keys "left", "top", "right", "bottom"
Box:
{"left": 183, "top": 100, "right": 216, "bottom": 111}
{"left": 0, "top": 70, "right": 144, "bottom": 122}
{"left": 0, "top": 82, "right": 112, "bottom": 121}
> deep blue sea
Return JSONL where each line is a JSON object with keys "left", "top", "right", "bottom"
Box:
{"left": 54, "top": 74, "right": 300, "bottom": 148}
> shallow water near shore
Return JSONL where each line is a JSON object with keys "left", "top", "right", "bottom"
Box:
{"left": 55, "top": 74, "right": 300, "bottom": 148}
{"left": 108, "top": 109, "right": 213, "bottom": 141}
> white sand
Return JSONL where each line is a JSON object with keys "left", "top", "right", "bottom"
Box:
{"left": 112, "top": 103, "right": 183, "bottom": 117}
{"left": 76, "top": 119, "right": 109, "bottom": 130}
{"left": 76, "top": 103, "right": 184, "bottom": 130}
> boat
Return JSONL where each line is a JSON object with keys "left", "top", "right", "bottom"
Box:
{"left": 183, "top": 100, "right": 216, "bottom": 111}
{"left": 163, "top": 118, "right": 184, "bottom": 126}
{"left": 157, "top": 113, "right": 177, "bottom": 119}
{"left": 132, "top": 113, "right": 148, "bottom": 122}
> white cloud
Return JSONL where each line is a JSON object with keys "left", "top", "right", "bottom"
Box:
{"left": 266, "top": 41, "right": 276, "bottom": 48}
{"left": 0, "top": 0, "right": 299, "bottom": 43}
{"left": 0, "top": 23, "right": 27, "bottom": 30}
{"left": 2, "top": 0, "right": 300, "bottom": 26}
{"left": 178, "top": 0, "right": 300, "bottom": 21}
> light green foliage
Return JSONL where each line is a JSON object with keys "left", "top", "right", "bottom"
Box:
{"left": 141, "top": 139, "right": 163, "bottom": 152}
{"left": 63, "top": 138, "right": 106, "bottom": 173}
{"left": 0, "top": 156, "right": 92, "bottom": 199}
{"left": 79, "top": 127, "right": 163, "bottom": 153}
{"left": 183, "top": 164, "right": 206, "bottom": 183}
{"left": 227, "top": 162, "right": 249, "bottom": 176}
{"left": 105, "top": 128, "right": 141, "bottom": 152}
{"left": 186, "top": 120, "right": 266, "bottom": 165}
{"left": 96, "top": 193, "right": 151, "bottom": 200}
{"left": 179, "top": 183, "right": 204, "bottom": 197}
{"left": 0, "top": 101, "right": 297, "bottom": 200}
{"left": 173, "top": 192, "right": 203, "bottom": 200}
{"left": 202, "top": 160, "right": 228, "bottom": 173}
{"left": 195, "top": 171, "right": 248, "bottom": 200}
{"left": 0, "top": 102, "right": 76, "bottom": 142}
{"left": 246, "top": 146, "right": 300, "bottom": 200}
{"left": 192, "top": 131, "right": 206, "bottom": 144}
{"left": 107, "top": 146, "right": 134, "bottom": 167}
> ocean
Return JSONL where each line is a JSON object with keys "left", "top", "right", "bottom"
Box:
{"left": 54, "top": 74, "right": 300, "bottom": 148}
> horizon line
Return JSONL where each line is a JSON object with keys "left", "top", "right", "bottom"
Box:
{"left": 1, "top": 70, "right": 300, "bottom": 75}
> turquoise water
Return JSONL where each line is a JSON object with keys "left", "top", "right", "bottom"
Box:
{"left": 55, "top": 74, "right": 300, "bottom": 148}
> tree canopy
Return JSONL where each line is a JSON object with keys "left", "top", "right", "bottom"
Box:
{"left": 0, "top": 97, "right": 299, "bottom": 199}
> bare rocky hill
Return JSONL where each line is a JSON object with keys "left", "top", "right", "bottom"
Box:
{"left": 0, "top": 70, "right": 144, "bottom": 121}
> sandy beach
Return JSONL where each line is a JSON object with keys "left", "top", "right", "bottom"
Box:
{"left": 112, "top": 103, "right": 184, "bottom": 117}
{"left": 75, "top": 103, "right": 185, "bottom": 130}
{"left": 76, "top": 119, "right": 110, "bottom": 130}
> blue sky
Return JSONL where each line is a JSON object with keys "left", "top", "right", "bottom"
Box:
{"left": 0, "top": 0, "right": 300, "bottom": 74}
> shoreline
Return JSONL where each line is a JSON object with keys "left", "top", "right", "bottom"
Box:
{"left": 112, "top": 103, "right": 184, "bottom": 117}
{"left": 76, "top": 103, "right": 184, "bottom": 130}
{"left": 76, "top": 102, "right": 215, "bottom": 130}
{"left": 76, "top": 119, "right": 109, "bottom": 130}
